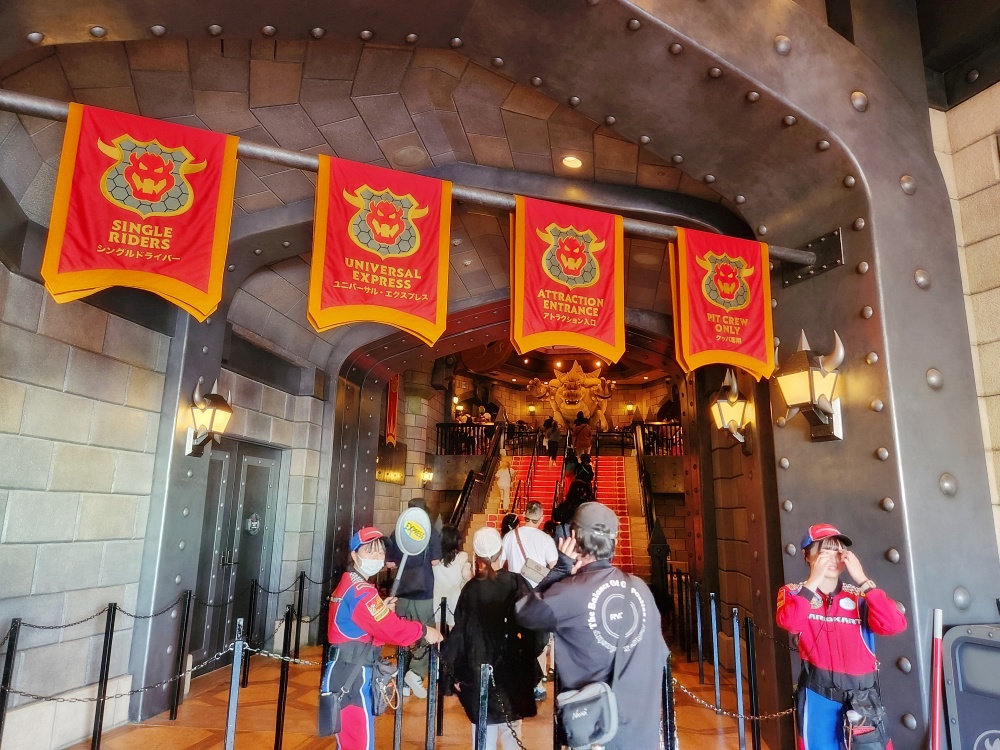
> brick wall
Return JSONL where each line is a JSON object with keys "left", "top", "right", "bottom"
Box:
{"left": 930, "top": 91, "right": 1000, "bottom": 549}
{"left": 0, "top": 266, "right": 167, "bottom": 741}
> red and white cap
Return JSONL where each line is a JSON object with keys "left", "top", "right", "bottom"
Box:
{"left": 801, "top": 523, "right": 852, "bottom": 550}
{"left": 350, "top": 526, "right": 384, "bottom": 551}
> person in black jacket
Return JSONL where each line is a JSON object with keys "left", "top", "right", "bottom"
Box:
{"left": 442, "top": 527, "right": 545, "bottom": 750}
{"left": 516, "top": 503, "right": 670, "bottom": 750}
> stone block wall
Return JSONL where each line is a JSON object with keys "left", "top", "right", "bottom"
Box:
{"left": 215, "top": 367, "right": 325, "bottom": 611}
{"left": 931, "top": 91, "right": 1000, "bottom": 548}
{"left": 0, "top": 266, "right": 166, "bottom": 735}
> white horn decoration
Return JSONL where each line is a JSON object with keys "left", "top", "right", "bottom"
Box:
{"left": 797, "top": 330, "right": 811, "bottom": 352}
{"left": 820, "top": 331, "right": 845, "bottom": 373}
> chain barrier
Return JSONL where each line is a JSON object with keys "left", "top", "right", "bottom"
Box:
{"left": 303, "top": 572, "right": 337, "bottom": 586}
{"left": 192, "top": 580, "right": 255, "bottom": 608}
{"left": 488, "top": 670, "right": 530, "bottom": 750}
{"left": 6, "top": 643, "right": 236, "bottom": 704}
{"left": 679, "top": 591, "right": 795, "bottom": 652}
{"left": 117, "top": 593, "right": 186, "bottom": 621}
{"left": 246, "top": 647, "right": 320, "bottom": 667}
{"left": 672, "top": 677, "right": 795, "bottom": 722}
{"left": 0, "top": 627, "right": 9, "bottom": 650}
{"left": 21, "top": 606, "right": 109, "bottom": 630}
{"left": 254, "top": 580, "right": 299, "bottom": 596}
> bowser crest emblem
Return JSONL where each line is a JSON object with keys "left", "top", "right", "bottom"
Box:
{"left": 98, "top": 135, "right": 205, "bottom": 218}
{"left": 343, "top": 185, "right": 428, "bottom": 258}
{"left": 696, "top": 252, "right": 755, "bottom": 311}
{"left": 537, "top": 223, "right": 604, "bottom": 290}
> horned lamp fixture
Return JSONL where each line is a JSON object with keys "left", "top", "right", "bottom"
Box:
{"left": 711, "top": 369, "right": 753, "bottom": 449}
{"left": 774, "top": 331, "right": 845, "bottom": 441}
{"left": 185, "top": 380, "right": 233, "bottom": 457}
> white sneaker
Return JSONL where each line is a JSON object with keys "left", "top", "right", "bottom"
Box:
{"left": 404, "top": 670, "right": 427, "bottom": 699}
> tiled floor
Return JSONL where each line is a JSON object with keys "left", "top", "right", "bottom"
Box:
{"left": 74, "top": 644, "right": 762, "bottom": 749}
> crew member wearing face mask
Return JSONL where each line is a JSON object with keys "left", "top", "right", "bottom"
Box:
{"left": 327, "top": 527, "right": 444, "bottom": 750}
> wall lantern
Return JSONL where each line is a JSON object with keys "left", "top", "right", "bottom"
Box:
{"left": 186, "top": 380, "right": 233, "bottom": 456}
{"left": 711, "top": 369, "right": 752, "bottom": 448}
{"left": 456, "top": 404, "right": 464, "bottom": 413}
{"left": 774, "top": 330, "right": 845, "bottom": 441}
{"left": 453, "top": 396, "right": 460, "bottom": 404}
{"left": 420, "top": 468, "right": 434, "bottom": 485}
{"left": 626, "top": 402, "right": 635, "bottom": 415}
{"left": 527, "top": 404, "right": 536, "bottom": 416}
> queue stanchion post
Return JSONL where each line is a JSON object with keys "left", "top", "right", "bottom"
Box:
{"left": 273, "top": 604, "right": 293, "bottom": 750}
{"left": 394, "top": 646, "right": 405, "bottom": 750}
{"left": 294, "top": 572, "right": 305, "bottom": 661}
{"left": 241, "top": 579, "right": 259, "bottom": 688}
{"left": 225, "top": 619, "right": 245, "bottom": 750}
{"left": 476, "top": 663, "right": 490, "bottom": 750}
{"left": 744, "top": 616, "right": 761, "bottom": 750}
{"left": 664, "top": 656, "right": 676, "bottom": 750}
{"left": 170, "top": 590, "right": 194, "bottom": 720}
{"left": 695, "top": 582, "right": 704, "bottom": 683}
{"left": 425, "top": 643, "right": 439, "bottom": 750}
{"left": 710, "top": 593, "right": 721, "bottom": 712}
{"left": 0, "top": 618, "right": 22, "bottom": 746}
{"left": 732, "top": 607, "right": 746, "bottom": 750}
{"left": 436, "top": 597, "right": 447, "bottom": 737}
{"left": 91, "top": 603, "right": 117, "bottom": 750}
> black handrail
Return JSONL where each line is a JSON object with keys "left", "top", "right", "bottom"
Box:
{"left": 552, "top": 432, "right": 572, "bottom": 509}
{"left": 633, "top": 425, "right": 658, "bottom": 537}
{"left": 448, "top": 418, "right": 507, "bottom": 538}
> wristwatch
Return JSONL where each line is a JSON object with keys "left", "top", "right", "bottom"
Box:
{"left": 860, "top": 579, "right": 876, "bottom": 593}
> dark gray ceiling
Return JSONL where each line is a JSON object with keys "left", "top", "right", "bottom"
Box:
{"left": 917, "top": 0, "right": 1000, "bottom": 108}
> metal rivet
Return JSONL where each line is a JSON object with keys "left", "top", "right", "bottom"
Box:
{"left": 851, "top": 91, "right": 869, "bottom": 112}
{"left": 26, "top": 32, "right": 44, "bottom": 44}
{"left": 771, "top": 298, "right": 777, "bottom": 309}
{"left": 861, "top": 306, "right": 873, "bottom": 319}
{"left": 774, "top": 35, "right": 792, "bottom": 55}
{"left": 866, "top": 352, "right": 879, "bottom": 365}
{"left": 569, "top": 96, "right": 581, "bottom": 107}
{"left": 896, "top": 657, "right": 911, "bottom": 673}
{"left": 150, "top": 25, "right": 167, "bottom": 37}
{"left": 784, "top": 544, "right": 797, "bottom": 556}
{"left": 627, "top": 19, "right": 641, "bottom": 31}
{"left": 261, "top": 25, "right": 276, "bottom": 36}
{"left": 927, "top": 368, "right": 943, "bottom": 390}
{"left": 857, "top": 261, "right": 870, "bottom": 274}
{"left": 779, "top": 457, "right": 790, "bottom": 469}
{"left": 817, "top": 139, "right": 831, "bottom": 151}
{"left": 186, "top": 469, "right": 194, "bottom": 478}
{"left": 774, "top": 337, "right": 780, "bottom": 347}
{"left": 776, "top": 416, "right": 787, "bottom": 428}
{"left": 449, "top": 37, "right": 463, "bottom": 48}
{"left": 967, "top": 69, "right": 980, "bottom": 84}
{"left": 704, "top": 174, "right": 716, "bottom": 184}
{"left": 227, "top": 264, "right": 236, "bottom": 271}
{"left": 605, "top": 116, "right": 617, "bottom": 126}
{"left": 90, "top": 26, "right": 107, "bottom": 38}
{"left": 782, "top": 500, "right": 793, "bottom": 512}
{"left": 735, "top": 195, "right": 746, "bottom": 204}
{"left": 782, "top": 115, "right": 797, "bottom": 126}
{"left": 208, "top": 24, "right": 223, "bottom": 36}
{"left": 886, "top": 548, "right": 900, "bottom": 563}
{"left": 254, "top": 247, "right": 263, "bottom": 256}
{"left": 914, "top": 269, "right": 931, "bottom": 289}
{"left": 671, "top": 154, "right": 684, "bottom": 164}
{"left": 746, "top": 91, "right": 761, "bottom": 103}
{"left": 405, "top": 33, "right": 418, "bottom": 43}
{"left": 281, "top": 240, "right": 291, "bottom": 248}
{"left": 870, "top": 399, "right": 884, "bottom": 412}
{"left": 530, "top": 76, "right": 543, "bottom": 87}
{"left": 360, "top": 30, "right": 374, "bottom": 41}
{"left": 844, "top": 175, "right": 856, "bottom": 188}
{"left": 205, "top": 317, "right": 212, "bottom": 326}
{"left": 939, "top": 473, "right": 958, "bottom": 497}
{"left": 876, "top": 447, "right": 889, "bottom": 461}
{"left": 757, "top": 225, "right": 767, "bottom": 236}
{"left": 311, "top": 28, "right": 327, "bottom": 39}
{"left": 708, "top": 67, "right": 722, "bottom": 79}
{"left": 179, "top": 540, "right": 186, "bottom": 550}
{"left": 492, "top": 57, "right": 504, "bottom": 67}
{"left": 669, "top": 43, "right": 683, "bottom": 55}
{"left": 182, "top": 507, "right": 189, "bottom": 516}
{"left": 639, "top": 135, "right": 651, "bottom": 145}
{"left": 174, "top": 575, "right": 182, "bottom": 584}
{"left": 171, "top": 610, "right": 177, "bottom": 619}
{"left": 853, "top": 217, "right": 866, "bottom": 231}
{"left": 901, "top": 714, "right": 918, "bottom": 731}
{"left": 900, "top": 175, "right": 917, "bottom": 195}
{"left": 167, "top": 645, "right": 173, "bottom": 655}
{"left": 953, "top": 587, "right": 971, "bottom": 610}
{"left": 880, "top": 497, "right": 895, "bottom": 511}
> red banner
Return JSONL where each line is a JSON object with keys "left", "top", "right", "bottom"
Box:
{"left": 511, "top": 196, "right": 625, "bottom": 363}
{"left": 42, "top": 104, "right": 238, "bottom": 321}
{"left": 309, "top": 157, "right": 451, "bottom": 346}
{"left": 671, "top": 227, "right": 774, "bottom": 380}
{"left": 386, "top": 375, "right": 400, "bottom": 446}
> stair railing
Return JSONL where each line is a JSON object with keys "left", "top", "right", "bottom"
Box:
{"left": 448, "top": 417, "right": 507, "bottom": 539}
{"left": 591, "top": 432, "right": 600, "bottom": 503}
{"left": 552, "top": 432, "right": 573, "bottom": 509}
{"left": 633, "top": 424, "right": 660, "bottom": 537}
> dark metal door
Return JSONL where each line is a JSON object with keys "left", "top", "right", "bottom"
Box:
{"left": 190, "top": 438, "right": 279, "bottom": 673}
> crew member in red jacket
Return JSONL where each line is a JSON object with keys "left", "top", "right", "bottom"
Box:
{"left": 776, "top": 523, "right": 906, "bottom": 750}
{"left": 326, "top": 527, "right": 444, "bottom": 750}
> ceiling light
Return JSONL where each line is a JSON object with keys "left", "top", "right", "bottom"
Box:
{"left": 556, "top": 361, "right": 562, "bottom": 368}
{"left": 562, "top": 156, "right": 583, "bottom": 169}
{"left": 524, "top": 358, "right": 529, "bottom": 364}
{"left": 643, "top": 376, "right": 649, "bottom": 380}
{"left": 595, "top": 361, "right": 602, "bottom": 367}
{"left": 512, "top": 378, "right": 517, "bottom": 382}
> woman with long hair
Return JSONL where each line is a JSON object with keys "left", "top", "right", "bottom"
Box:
{"left": 432, "top": 524, "right": 472, "bottom": 628}
{"left": 442, "top": 527, "right": 545, "bottom": 750}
